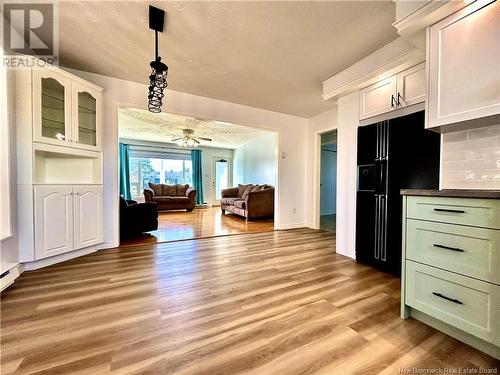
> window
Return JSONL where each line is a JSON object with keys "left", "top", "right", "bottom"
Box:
{"left": 129, "top": 157, "right": 192, "bottom": 198}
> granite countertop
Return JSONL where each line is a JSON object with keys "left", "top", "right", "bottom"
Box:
{"left": 400, "top": 189, "right": 500, "bottom": 199}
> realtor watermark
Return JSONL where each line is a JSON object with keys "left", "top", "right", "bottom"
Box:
{"left": 399, "top": 368, "right": 498, "bottom": 374}
{"left": 1, "top": 1, "right": 59, "bottom": 68}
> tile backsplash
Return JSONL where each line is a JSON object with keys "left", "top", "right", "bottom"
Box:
{"left": 441, "top": 124, "right": 500, "bottom": 190}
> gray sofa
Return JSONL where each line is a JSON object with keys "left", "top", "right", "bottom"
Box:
{"left": 221, "top": 184, "right": 274, "bottom": 220}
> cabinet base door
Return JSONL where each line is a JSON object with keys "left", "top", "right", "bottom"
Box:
{"left": 34, "top": 186, "right": 74, "bottom": 259}
{"left": 74, "top": 185, "right": 103, "bottom": 249}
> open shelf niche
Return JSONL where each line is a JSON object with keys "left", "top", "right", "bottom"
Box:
{"left": 34, "top": 144, "right": 102, "bottom": 185}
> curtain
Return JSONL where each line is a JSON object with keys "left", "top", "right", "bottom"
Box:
{"left": 191, "top": 149, "right": 204, "bottom": 205}
{"left": 119, "top": 143, "right": 132, "bottom": 200}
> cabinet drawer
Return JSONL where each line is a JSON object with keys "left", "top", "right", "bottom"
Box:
{"left": 406, "top": 220, "right": 500, "bottom": 284}
{"left": 405, "top": 261, "right": 500, "bottom": 346}
{"left": 407, "top": 196, "right": 500, "bottom": 229}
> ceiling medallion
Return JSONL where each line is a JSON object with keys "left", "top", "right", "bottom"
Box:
{"left": 172, "top": 129, "right": 212, "bottom": 148}
{"left": 147, "top": 6, "right": 168, "bottom": 113}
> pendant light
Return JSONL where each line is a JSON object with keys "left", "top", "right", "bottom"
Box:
{"left": 148, "top": 5, "right": 168, "bottom": 113}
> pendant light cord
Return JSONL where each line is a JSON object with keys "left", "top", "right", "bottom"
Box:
{"left": 155, "top": 30, "right": 159, "bottom": 61}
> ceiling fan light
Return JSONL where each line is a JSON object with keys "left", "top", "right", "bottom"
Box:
{"left": 187, "top": 139, "right": 195, "bottom": 147}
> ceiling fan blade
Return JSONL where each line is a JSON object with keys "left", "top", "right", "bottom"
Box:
{"left": 198, "top": 137, "right": 212, "bottom": 141}
{"left": 171, "top": 137, "right": 183, "bottom": 141}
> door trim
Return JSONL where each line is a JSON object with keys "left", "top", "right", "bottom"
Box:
{"left": 210, "top": 156, "right": 232, "bottom": 206}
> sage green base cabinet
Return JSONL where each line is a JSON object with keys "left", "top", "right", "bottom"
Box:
{"left": 401, "top": 195, "right": 500, "bottom": 360}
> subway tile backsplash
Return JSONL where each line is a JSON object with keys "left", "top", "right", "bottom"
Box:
{"left": 441, "top": 124, "right": 500, "bottom": 190}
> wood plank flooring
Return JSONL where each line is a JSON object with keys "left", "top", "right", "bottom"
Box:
{"left": 120, "top": 206, "right": 274, "bottom": 247}
{"left": 1, "top": 229, "right": 498, "bottom": 374}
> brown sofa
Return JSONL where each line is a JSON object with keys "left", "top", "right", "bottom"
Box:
{"left": 144, "top": 183, "right": 197, "bottom": 212}
{"left": 221, "top": 184, "right": 274, "bottom": 220}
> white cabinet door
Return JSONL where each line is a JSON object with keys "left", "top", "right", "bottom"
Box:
{"left": 397, "top": 63, "right": 425, "bottom": 108}
{"left": 73, "top": 185, "right": 103, "bottom": 249}
{"left": 34, "top": 185, "right": 73, "bottom": 259}
{"left": 359, "top": 77, "right": 397, "bottom": 120}
{"left": 32, "top": 69, "right": 73, "bottom": 147}
{"left": 427, "top": 0, "right": 500, "bottom": 129}
{"left": 72, "top": 83, "right": 102, "bottom": 151}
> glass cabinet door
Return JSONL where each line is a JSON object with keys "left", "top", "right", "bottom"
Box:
{"left": 41, "top": 77, "right": 67, "bottom": 141}
{"left": 76, "top": 91, "right": 97, "bottom": 147}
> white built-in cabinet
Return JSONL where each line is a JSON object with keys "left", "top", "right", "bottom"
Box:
{"left": 33, "top": 68, "right": 102, "bottom": 151}
{"left": 426, "top": 0, "right": 500, "bottom": 130}
{"left": 359, "top": 63, "right": 425, "bottom": 120}
{"left": 73, "top": 186, "right": 104, "bottom": 250}
{"left": 34, "top": 185, "right": 103, "bottom": 260}
{"left": 15, "top": 63, "right": 104, "bottom": 266}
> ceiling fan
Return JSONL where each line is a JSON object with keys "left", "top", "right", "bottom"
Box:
{"left": 172, "top": 129, "right": 212, "bottom": 148}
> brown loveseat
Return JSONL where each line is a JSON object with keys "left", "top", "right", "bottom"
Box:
{"left": 221, "top": 184, "right": 274, "bottom": 220}
{"left": 144, "top": 183, "right": 197, "bottom": 212}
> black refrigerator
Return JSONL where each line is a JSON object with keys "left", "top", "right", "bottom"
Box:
{"left": 355, "top": 111, "right": 440, "bottom": 276}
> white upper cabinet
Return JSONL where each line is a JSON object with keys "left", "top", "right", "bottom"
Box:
{"left": 32, "top": 67, "right": 102, "bottom": 151}
{"left": 426, "top": 0, "right": 500, "bottom": 130}
{"left": 33, "top": 69, "right": 72, "bottom": 147}
{"left": 359, "top": 77, "right": 398, "bottom": 120}
{"left": 359, "top": 63, "right": 426, "bottom": 120}
{"left": 397, "top": 63, "right": 426, "bottom": 108}
{"left": 72, "top": 83, "right": 102, "bottom": 151}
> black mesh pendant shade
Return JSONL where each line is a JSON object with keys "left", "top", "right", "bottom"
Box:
{"left": 148, "top": 58, "right": 168, "bottom": 113}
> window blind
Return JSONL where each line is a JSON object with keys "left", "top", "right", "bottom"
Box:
{"left": 128, "top": 145, "right": 191, "bottom": 161}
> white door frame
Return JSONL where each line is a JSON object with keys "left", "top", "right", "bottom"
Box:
{"left": 312, "top": 128, "right": 339, "bottom": 233}
{"left": 210, "top": 155, "right": 233, "bottom": 206}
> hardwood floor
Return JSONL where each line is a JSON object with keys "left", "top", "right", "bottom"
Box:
{"left": 320, "top": 214, "right": 336, "bottom": 233}
{"left": 1, "top": 229, "right": 498, "bottom": 374}
{"left": 120, "top": 206, "right": 274, "bottom": 247}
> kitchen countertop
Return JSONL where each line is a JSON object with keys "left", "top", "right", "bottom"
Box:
{"left": 400, "top": 189, "right": 500, "bottom": 199}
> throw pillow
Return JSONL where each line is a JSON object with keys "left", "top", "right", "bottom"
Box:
{"left": 237, "top": 184, "right": 248, "bottom": 197}
{"left": 164, "top": 184, "right": 177, "bottom": 196}
{"left": 177, "top": 184, "right": 189, "bottom": 196}
{"left": 250, "top": 185, "right": 261, "bottom": 193}
{"left": 242, "top": 184, "right": 254, "bottom": 199}
{"left": 148, "top": 182, "right": 163, "bottom": 196}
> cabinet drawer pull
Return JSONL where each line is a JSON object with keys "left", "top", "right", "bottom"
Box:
{"left": 433, "top": 244, "right": 464, "bottom": 253}
{"left": 432, "top": 292, "right": 463, "bottom": 305}
{"left": 433, "top": 208, "right": 465, "bottom": 214}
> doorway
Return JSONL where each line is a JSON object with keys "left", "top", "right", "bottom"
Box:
{"left": 211, "top": 156, "right": 232, "bottom": 206}
{"left": 319, "top": 130, "right": 337, "bottom": 233}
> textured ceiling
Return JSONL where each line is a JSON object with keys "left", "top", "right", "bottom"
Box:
{"left": 118, "top": 107, "right": 274, "bottom": 149}
{"left": 60, "top": 1, "right": 398, "bottom": 118}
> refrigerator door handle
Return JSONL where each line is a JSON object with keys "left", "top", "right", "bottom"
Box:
{"left": 374, "top": 194, "right": 379, "bottom": 260}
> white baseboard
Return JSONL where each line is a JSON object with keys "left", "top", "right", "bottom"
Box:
{"left": 97, "top": 240, "right": 118, "bottom": 250}
{"left": 22, "top": 246, "right": 97, "bottom": 271}
{"left": 276, "top": 222, "right": 307, "bottom": 230}
{"left": 1, "top": 264, "right": 23, "bottom": 292}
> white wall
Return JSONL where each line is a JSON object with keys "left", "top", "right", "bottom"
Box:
{"left": 233, "top": 134, "right": 277, "bottom": 186}
{"left": 1, "top": 65, "right": 19, "bottom": 274}
{"left": 66, "top": 69, "right": 308, "bottom": 246}
{"left": 306, "top": 92, "right": 359, "bottom": 259}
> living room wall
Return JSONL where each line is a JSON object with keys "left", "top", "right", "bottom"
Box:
{"left": 233, "top": 133, "right": 277, "bottom": 187}
{"left": 66, "top": 68, "right": 308, "bottom": 248}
